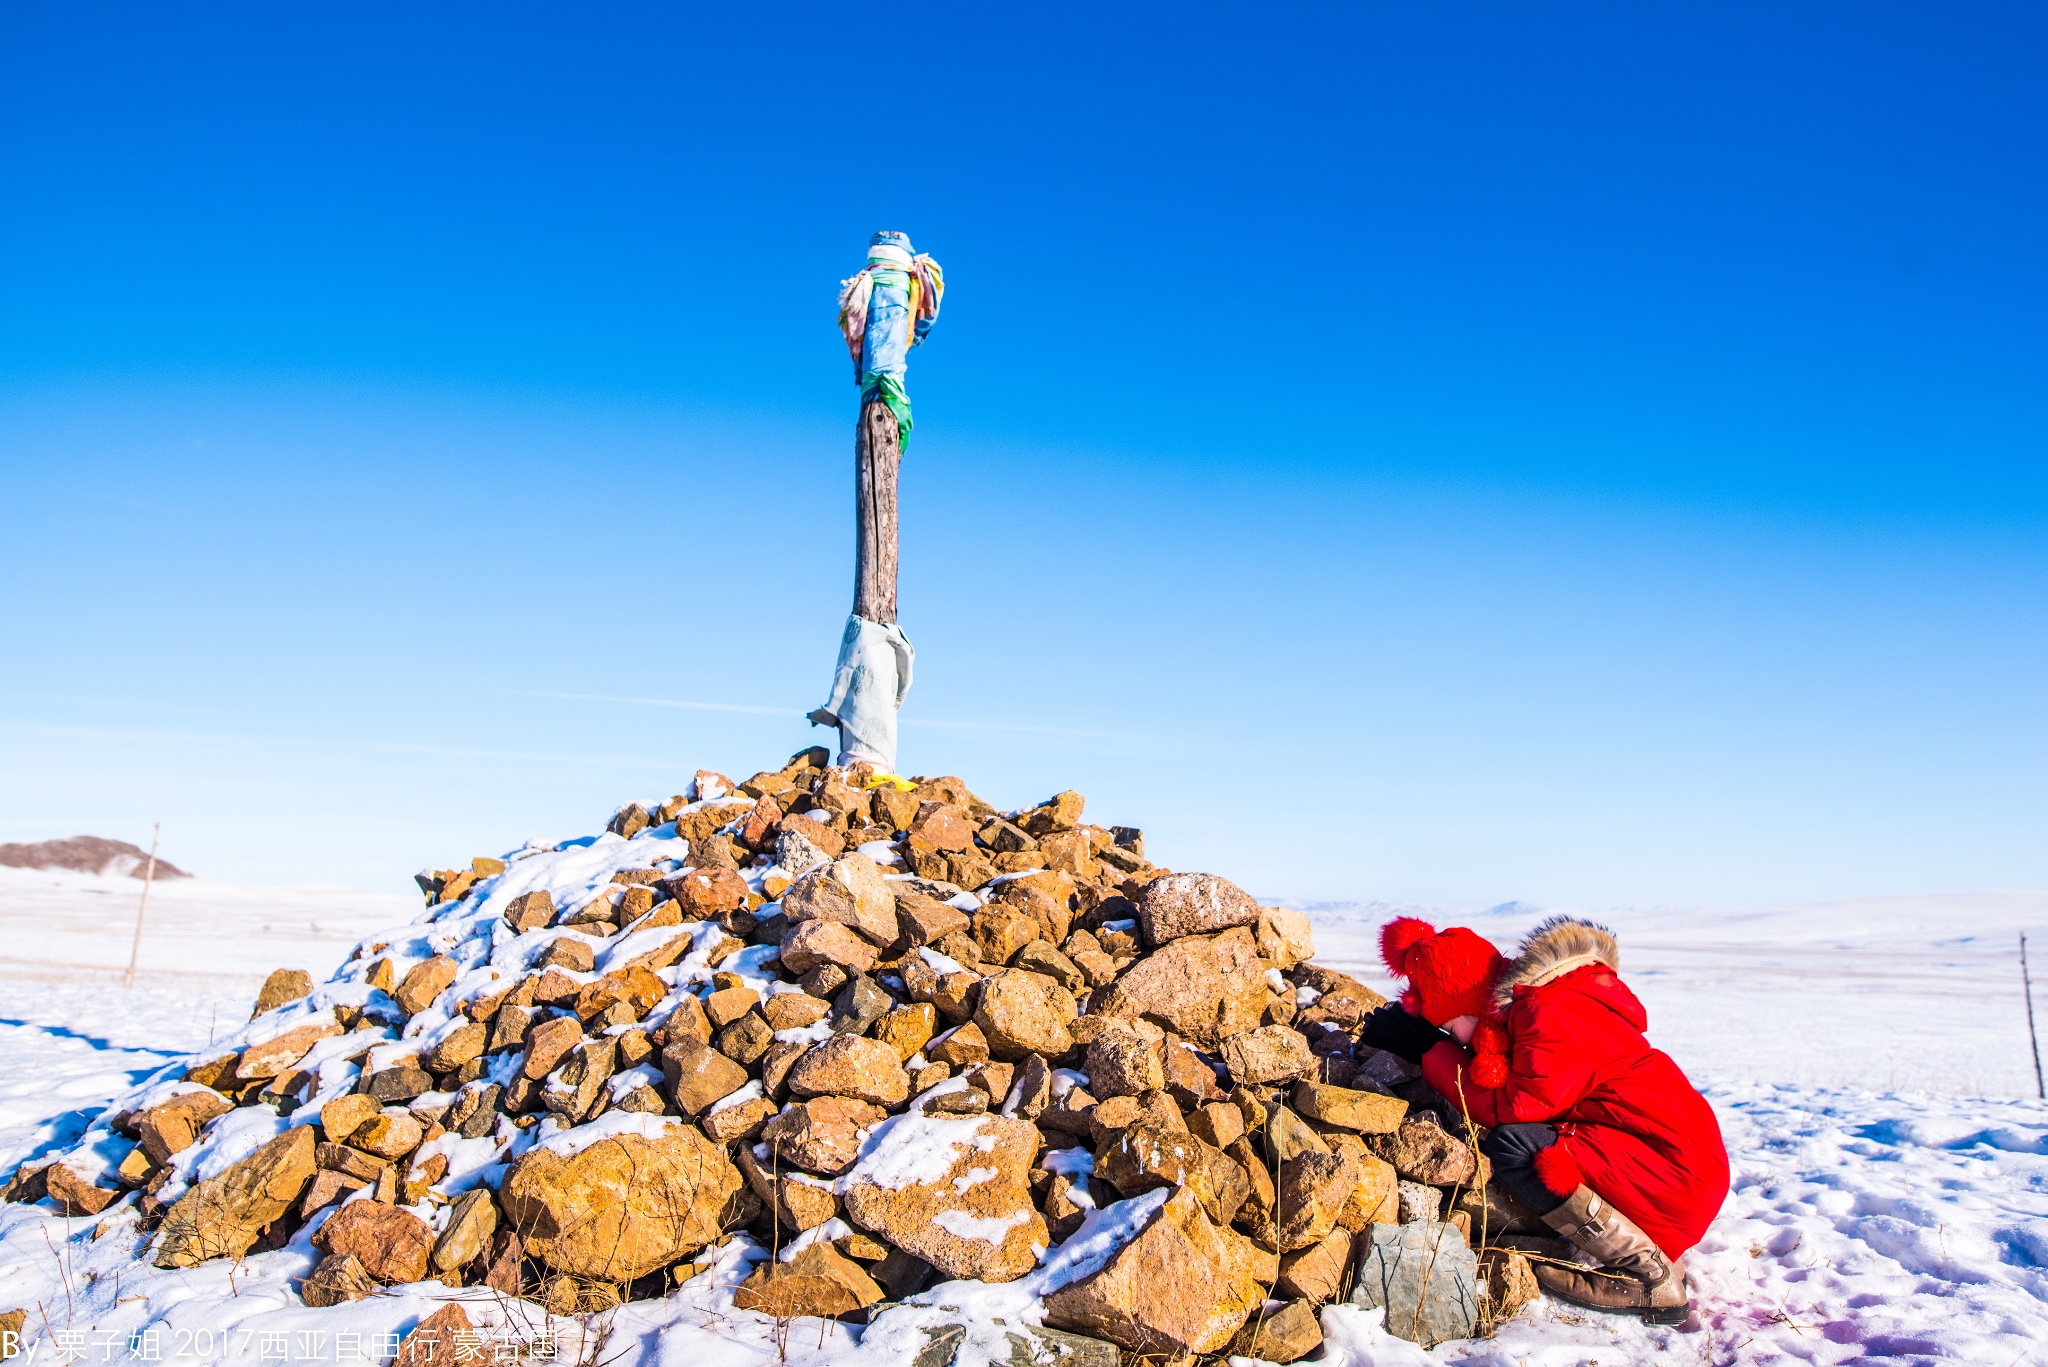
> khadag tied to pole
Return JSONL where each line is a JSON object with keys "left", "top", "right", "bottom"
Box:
{"left": 809, "top": 231, "right": 945, "bottom": 774}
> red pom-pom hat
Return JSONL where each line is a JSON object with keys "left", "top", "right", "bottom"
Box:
{"left": 1377, "top": 917, "right": 1509, "bottom": 1027}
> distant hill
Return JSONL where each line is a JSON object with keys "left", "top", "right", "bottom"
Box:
{"left": 0, "top": 836, "right": 190, "bottom": 879}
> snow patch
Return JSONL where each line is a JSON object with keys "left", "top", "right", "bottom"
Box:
{"left": 533, "top": 1109, "right": 681, "bottom": 1156}
{"left": 606, "top": 1063, "right": 662, "bottom": 1099}
{"left": 1040, "top": 1147, "right": 1093, "bottom": 1178}
{"left": 846, "top": 1113, "right": 988, "bottom": 1190}
{"left": 706, "top": 1081, "right": 765, "bottom": 1115}
{"left": 932, "top": 1206, "right": 1031, "bottom": 1245}
{"left": 918, "top": 946, "right": 965, "bottom": 975}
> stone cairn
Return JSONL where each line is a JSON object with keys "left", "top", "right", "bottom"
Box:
{"left": 4, "top": 749, "right": 1546, "bottom": 1360}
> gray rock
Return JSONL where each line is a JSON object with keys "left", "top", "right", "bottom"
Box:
{"left": 1354, "top": 1048, "right": 1421, "bottom": 1089}
{"left": 1000, "top": 1328, "right": 1118, "bottom": 1367}
{"left": 904, "top": 1323, "right": 1116, "bottom": 1367}
{"left": 899, "top": 876, "right": 966, "bottom": 902}
{"left": 910, "top": 1326, "right": 964, "bottom": 1367}
{"left": 830, "top": 973, "right": 895, "bottom": 1036}
{"left": 1397, "top": 1178, "right": 1443, "bottom": 1223}
{"left": 874, "top": 1248, "right": 934, "bottom": 1301}
{"left": 1347, "top": 1220, "right": 1479, "bottom": 1348}
{"left": 776, "top": 828, "right": 833, "bottom": 878}
{"left": 456, "top": 1085, "right": 501, "bottom": 1139}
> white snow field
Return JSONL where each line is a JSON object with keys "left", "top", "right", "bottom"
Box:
{"left": 2, "top": 866, "right": 2045, "bottom": 1367}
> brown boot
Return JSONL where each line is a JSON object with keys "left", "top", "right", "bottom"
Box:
{"left": 1533, "top": 1185, "right": 1690, "bottom": 1326}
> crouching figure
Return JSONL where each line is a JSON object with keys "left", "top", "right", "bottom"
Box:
{"left": 1359, "top": 915, "right": 1730, "bottom": 1325}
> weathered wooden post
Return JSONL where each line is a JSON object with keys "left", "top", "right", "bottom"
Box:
{"left": 854, "top": 398, "right": 900, "bottom": 626}
{"left": 2025, "top": 933, "right": 2044, "bottom": 1101}
{"left": 122, "top": 822, "right": 160, "bottom": 989}
{"left": 809, "top": 231, "right": 944, "bottom": 772}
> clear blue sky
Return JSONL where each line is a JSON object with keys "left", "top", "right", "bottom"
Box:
{"left": 2, "top": 3, "right": 2043, "bottom": 907}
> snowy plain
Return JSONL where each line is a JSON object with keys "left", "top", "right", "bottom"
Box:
{"left": 1, "top": 864, "right": 2045, "bottom": 1367}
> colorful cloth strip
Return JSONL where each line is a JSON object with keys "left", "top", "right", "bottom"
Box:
{"left": 836, "top": 251, "right": 944, "bottom": 448}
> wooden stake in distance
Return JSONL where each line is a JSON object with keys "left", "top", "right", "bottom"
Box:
{"left": 2023, "top": 932, "right": 2044, "bottom": 1101}
{"left": 122, "top": 823, "right": 160, "bottom": 990}
{"left": 853, "top": 398, "right": 901, "bottom": 626}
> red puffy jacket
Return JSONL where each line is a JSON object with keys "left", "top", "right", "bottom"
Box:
{"left": 1420, "top": 920, "right": 1729, "bottom": 1259}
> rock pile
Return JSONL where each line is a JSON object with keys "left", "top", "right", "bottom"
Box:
{"left": 3, "top": 749, "right": 1541, "bottom": 1358}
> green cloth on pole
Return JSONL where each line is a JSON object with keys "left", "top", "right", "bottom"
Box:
{"left": 861, "top": 372, "right": 914, "bottom": 448}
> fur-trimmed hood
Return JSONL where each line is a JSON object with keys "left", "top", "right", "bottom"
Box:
{"left": 1422, "top": 912, "right": 1726, "bottom": 1262}
{"left": 1491, "top": 915, "right": 1621, "bottom": 1013}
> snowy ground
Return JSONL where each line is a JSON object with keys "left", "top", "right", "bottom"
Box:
{"left": 1303, "top": 890, "right": 2048, "bottom": 1097}
{"left": 2, "top": 868, "right": 2046, "bottom": 1366}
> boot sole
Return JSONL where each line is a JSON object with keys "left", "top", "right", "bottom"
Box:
{"left": 1538, "top": 1281, "right": 1692, "bottom": 1326}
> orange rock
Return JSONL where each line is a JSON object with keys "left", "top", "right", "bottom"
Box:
{"left": 154, "top": 1126, "right": 317, "bottom": 1268}
{"left": 1042, "top": 1184, "right": 1269, "bottom": 1356}
{"left": 762, "top": 1097, "right": 887, "bottom": 1176}
{"left": 973, "top": 969, "right": 1076, "bottom": 1061}
{"left": 786, "top": 1035, "right": 910, "bottom": 1107}
{"left": 498, "top": 1122, "right": 742, "bottom": 1282}
{"left": 1137, "top": 873, "right": 1260, "bottom": 946}
{"left": 44, "top": 1164, "right": 117, "bottom": 1217}
{"left": 393, "top": 956, "right": 458, "bottom": 1016}
{"left": 783, "top": 855, "right": 900, "bottom": 946}
{"left": 841, "top": 1115, "right": 1047, "bottom": 1283}
{"left": 313, "top": 1199, "right": 436, "bottom": 1284}
{"left": 779, "top": 920, "right": 879, "bottom": 976}
{"left": 235, "top": 1021, "right": 344, "bottom": 1082}
{"left": 392, "top": 1303, "right": 473, "bottom": 1367}
{"left": 1090, "top": 926, "right": 1266, "bottom": 1050}
{"left": 732, "top": 1242, "right": 882, "bottom": 1319}
{"left": 134, "top": 1089, "right": 233, "bottom": 1165}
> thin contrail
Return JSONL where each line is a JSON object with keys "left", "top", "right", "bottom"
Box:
{"left": 516, "top": 691, "right": 1151, "bottom": 741}
{"left": 901, "top": 717, "right": 1152, "bottom": 741}
{"left": 0, "top": 720, "right": 678, "bottom": 769}
{"left": 519, "top": 690, "right": 805, "bottom": 717}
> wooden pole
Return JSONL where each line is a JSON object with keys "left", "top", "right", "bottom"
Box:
{"left": 123, "top": 823, "right": 160, "bottom": 990}
{"left": 2024, "top": 933, "right": 2044, "bottom": 1101}
{"left": 853, "top": 398, "right": 900, "bottom": 625}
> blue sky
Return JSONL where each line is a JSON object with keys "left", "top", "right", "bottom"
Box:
{"left": 2, "top": 3, "right": 2043, "bottom": 907}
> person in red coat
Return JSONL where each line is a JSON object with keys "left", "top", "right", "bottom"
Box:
{"left": 1358, "top": 914, "right": 1729, "bottom": 1325}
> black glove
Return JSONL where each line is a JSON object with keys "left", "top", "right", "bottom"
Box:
{"left": 1358, "top": 1004, "right": 1448, "bottom": 1065}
